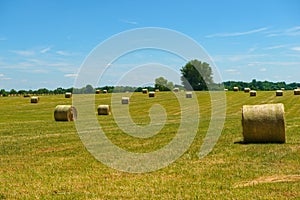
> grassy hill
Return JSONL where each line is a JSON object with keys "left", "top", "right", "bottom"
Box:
{"left": 0, "top": 91, "right": 299, "bottom": 199}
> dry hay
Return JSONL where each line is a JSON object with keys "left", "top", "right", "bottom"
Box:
{"left": 294, "top": 89, "right": 300, "bottom": 95}
{"left": 281, "top": 88, "right": 285, "bottom": 91}
{"left": 30, "top": 96, "right": 39, "bottom": 103}
{"left": 244, "top": 88, "right": 251, "bottom": 93}
{"left": 276, "top": 90, "right": 283, "bottom": 96}
{"left": 242, "top": 103, "right": 285, "bottom": 143}
{"left": 65, "top": 92, "right": 72, "bottom": 98}
{"left": 173, "top": 87, "right": 179, "bottom": 92}
{"left": 97, "top": 105, "right": 110, "bottom": 115}
{"left": 186, "top": 92, "right": 192, "bottom": 98}
{"left": 103, "top": 89, "right": 108, "bottom": 94}
{"left": 54, "top": 105, "right": 77, "bottom": 121}
{"left": 233, "top": 87, "right": 239, "bottom": 91}
{"left": 149, "top": 91, "right": 155, "bottom": 97}
{"left": 234, "top": 175, "right": 300, "bottom": 188}
{"left": 95, "top": 89, "right": 101, "bottom": 94}
{"left": 155, "top": 89, "right": 160, "bottom": 92}
{"left": 250, "top": 90, "right": 256, "bottom": 97}
{"left": 121, "top": 97, "right": 130, "bottom": 104}
{"left": 24, "top": 94, "right": 31, "bottom": 97}
{"left": 142, "top": 89, "right": 148, "bottom": 94}
{"left": 224, "top": 89, "right": 228, "bottom": 91}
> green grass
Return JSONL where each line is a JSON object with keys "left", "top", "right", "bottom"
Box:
{"left": 0, "top": 91, "right": 299, "bottom": 199}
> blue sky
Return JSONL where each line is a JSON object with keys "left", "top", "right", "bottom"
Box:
{"left": 0, "top": 0, "right": 300, "bottom": 90}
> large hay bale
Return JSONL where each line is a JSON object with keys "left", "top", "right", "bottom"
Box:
{"left": 103, "top": 90, "right": 108, "bottom": 94}
{"left": 242, "top": 103, "right": 285, "bottom": 143}
{"left": 276, "top": 90, "right": 283, "bottom": 96}
{"left": 173, "top": 87, "right": 179, "bottom": 92}
{"left": 244, "top": 88, "right": 250, "bottom": 93}
{"left": 155, "top": 89, "right": 160, "bottom": 92}
{"left": 149, "top": 91, "right": 155, "bottom": 97}
{"left": 24, "top": 94, "right": 31, "bottom": 98}
{"left": 97, "top": 105, "right": 110, "bottom": 115}
{"left": 224, "top": 89, "right": 228, "bottom": 91}
{"left": 95, "top": 89, "right": 101, "bottom": 94}
{"left": 65, "top": 92, "right": 72, "bottom": 98}
{"left": 186, "top": 92, "right": 192, "bottom": 98}
{"left": 294, "top": 89, "right": 300, "bottom": 95}
{"left": 121, "top": 97, "right": 130, "bottom": 104}
{"left": 54, "top": 105, "right": 77, "bottom": 121}
{"left": 142, "top": 89, "right": 148, "bottom": 94}
{"left": 30, "top": 96, "right": 39, "bottom": 103}
{"left": 233, "top": 87, "right": 239, "bottom": 91}
{"left": 250, "top": 90, "right": 256, "bottom": 97}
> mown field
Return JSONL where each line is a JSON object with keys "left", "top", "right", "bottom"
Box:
{"left": 0, "top": 91, "right": 299, "bottom": 199}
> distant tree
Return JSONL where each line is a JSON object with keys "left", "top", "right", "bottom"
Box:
{"left": 9, "top": 89, "right": 17, "bottom": 95}
{"left": 85, "top": 84, "right": 94, "bottom": 94}
{"left": 155, "top": 77, "right": 174, "bottom": 91}
{"left": 0, "top": 89, "right": 8, "bottom": 96}
{"left": 180, "top": 59, "right": 213, "bottom": 91}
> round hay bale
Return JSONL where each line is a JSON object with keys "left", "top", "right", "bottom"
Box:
{"left": 186, "top": 92, "right": 192, "bottom": 98}
{"left": 294, "top": 89, "right": 300, "bottom": 95}
{"left": 95, "top": 89, "right": 101, "bottom": 94}
{"left": 233, "top": 87, "right": 239, "bottom": 91}
{"left": 224, "top": 89, "right": 228, "bottom": 91}
{"left": 103, "top": 89, "right": 108, "bottom": 94}
{"left": 65, "top": 92, "right": 72, "bottom": 98}
{"left": 31, "top": 96, "right": 39, "bottom": 103}
{"left": 54, "top": 105, "right": 77, "bottom": 121}
{"left": 173, "top": 87, "right": 179, "bottom": 92}
{"left": 24, "top": 94, "right": 31, "bottom": 98}
{"left": 250, "top": 90, "right": 256, "bottom": 97}
{"left": 121, "top": 97, "right": 130, "bottom": 104}
{"left": 276, "top": 90, "right": 283, "bottom": 96}
{"left": 97, "top": 105, "right": 110, "bottom": 115}
{"left": 142, "top": 89, "right": 148, "bottom": 94}
{"left": 281, "top": 88, "right": 285, "bottom": 91}
{"left": 244, "top": 88, "right": 250, "bottom": 93}
{"left": 155, "top": 89, "right": 160, "bottom": 92}
{"left": 242, "top": 103, "right": 285, "bottom": 143}
{"left": 149, "top": 91, "right": 155, "bottom": 97}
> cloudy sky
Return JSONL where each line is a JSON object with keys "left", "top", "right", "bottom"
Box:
{"left": 0, "top": 0, "right": 300, "bottom": 90}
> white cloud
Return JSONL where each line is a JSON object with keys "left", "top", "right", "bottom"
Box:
{"left": 40, "top": 47, "right": 51, "bottom": 54}
{"left": 264, "top": 44, "right": 287, "bottom": 50}
{"left": 225, "top": 69, "right": 240, "bottom": 74}
{"left": 120, "top": 19, "right": 138, "bottom": 25}
{"left": 0, "top": 73, "right": 4, "bottom": 77}
{"left": 249, "top": 61, "right": 300, "bottom": 66}
{"left": 206, "top": 27, "right": 269, "bottom": 38}
{"left": 259, "top": 68, "right": 267, "bottom": 72}
{"left": 56, "top": 50, "right": 71, "bottom": 56}
{"left": 1, "top": 77, "right": 11, "bottom": 80}
{"left": 267, "top": 26, "right": 300, "bottom": 37}
{"left": 11, "top": 50, "right": 35, "bottom": 56}
{"left": 291, "top": 47, "right": 300, "bottom": 51}
{"left": 64, "top": 73, "right": 78, "bottom": 77}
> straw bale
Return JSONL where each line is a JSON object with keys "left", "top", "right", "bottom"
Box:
{"left": 242, "top": 103, "right": 285, "bottom": 143}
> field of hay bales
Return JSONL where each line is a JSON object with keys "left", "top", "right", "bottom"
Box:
{"left": 0, "top": 91, "right": 300, "bottom": 199}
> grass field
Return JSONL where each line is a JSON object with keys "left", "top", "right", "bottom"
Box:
{"left": 0, "top": 91, "right": 300, "bottom": 199}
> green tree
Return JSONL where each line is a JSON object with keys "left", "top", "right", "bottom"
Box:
{"left": 180, "top": 59, "right": 213, "bottom": 91}
{"left": 155, "top": 77, "right": 174, "bottom": 91}
{"left": 85, "top": 84, "right": 94, "bottom": 94}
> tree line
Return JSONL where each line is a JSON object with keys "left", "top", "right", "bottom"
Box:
{"left": 223, "top": 79, "right": 300, "bottom": 91}
{"left": 1, "top": 59, "right": 299, "bottom": 96}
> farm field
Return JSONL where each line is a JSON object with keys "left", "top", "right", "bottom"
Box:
{"left": 0, "top": 91, "right": 300, "bottom": 199}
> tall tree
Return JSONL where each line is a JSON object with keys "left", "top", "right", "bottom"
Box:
{"left": 180, "top": 59, "right": 213, "bottom": 91}
{"left": 155, "top": 77, "right": 174, "bottom": 91}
